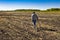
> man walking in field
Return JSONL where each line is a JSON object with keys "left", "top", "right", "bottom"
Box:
{"left": 31, "top": 12, "right": 38, "bottom": 30}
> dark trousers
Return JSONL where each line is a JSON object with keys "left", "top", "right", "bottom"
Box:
{"left": 32, "top": 20, "right": 36, "bottom": 28}
{"left": 32, "top": 20, "right": 36, "bottom": 26}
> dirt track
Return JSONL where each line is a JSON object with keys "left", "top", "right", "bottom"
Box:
{"left": 0, "top": 12, "right": 60, "bottom": 40}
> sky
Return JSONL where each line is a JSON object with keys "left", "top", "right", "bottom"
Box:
{"left": 0, "top": 0, "right": 60, "bottom": 10}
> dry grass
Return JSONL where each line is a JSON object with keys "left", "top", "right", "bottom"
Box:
{"left": 0, "top": 11, "right": 60, "bottom": 40}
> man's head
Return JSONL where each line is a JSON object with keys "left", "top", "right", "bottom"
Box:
{"left": 33, "top": 12, "right": 35, "bottom": 13}
{"left": 33, "top": 12, "right": 35, "bottom": 14}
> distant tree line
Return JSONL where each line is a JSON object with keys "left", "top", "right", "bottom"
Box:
{"left": 0, "top": 8, "right": 60, "bottom": 12}
{"left": 15, "top": 9, "right": 40, "bottom": 11}
{"left": 15, "top": 8, "right": 60, "bottom": 12}
{"left": 47, "top": 8, "right": 60, "bottom": 11}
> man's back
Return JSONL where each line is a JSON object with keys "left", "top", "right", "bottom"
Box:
{"left": 32, "top": 13, "right": 38, "bottom": 21}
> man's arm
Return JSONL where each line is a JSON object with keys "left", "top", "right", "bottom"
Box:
{"left": 36, "top": 14, "right": 38, "bottom": 21}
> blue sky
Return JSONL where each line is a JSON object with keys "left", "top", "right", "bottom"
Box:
{"left": 0, "top": 0, "right": 60, "bottom": 10}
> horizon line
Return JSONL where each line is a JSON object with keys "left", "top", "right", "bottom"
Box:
{"left": 0, "top": 8, "right": 60, "bottom": 11}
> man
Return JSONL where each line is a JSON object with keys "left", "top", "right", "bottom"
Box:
{"left": 31, "top": 12, "right": 38, "bottom": 29}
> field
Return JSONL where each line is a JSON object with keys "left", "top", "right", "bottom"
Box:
{"left": 0, "top": 11, "right": 60, "bottom": 40}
